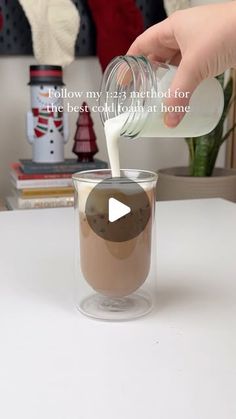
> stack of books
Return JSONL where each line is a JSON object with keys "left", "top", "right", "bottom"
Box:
{"left": 6, "top": 158, "right": 108, "bottom": 210}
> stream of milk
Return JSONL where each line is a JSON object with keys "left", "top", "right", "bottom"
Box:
{"left": 104, "top": 114, "right": 127, "bottom": 177}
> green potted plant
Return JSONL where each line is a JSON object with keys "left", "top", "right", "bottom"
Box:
{"left": 157, "top": 75, "right": 236, "bottom": 202}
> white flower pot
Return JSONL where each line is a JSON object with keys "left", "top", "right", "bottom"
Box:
{"left": 157, "top": 167, "right": 236, "bottom": 202}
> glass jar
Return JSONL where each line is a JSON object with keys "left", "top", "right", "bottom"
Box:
{"left": 99, "top": 55, "right": 224, "bottom": 138}
{"left": 73, "top": 169, "right": 157, "bottom": 321}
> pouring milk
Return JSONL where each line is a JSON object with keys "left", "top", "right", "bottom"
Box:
{"left": 102, "top": 57, "right": 224, "bottom": 177}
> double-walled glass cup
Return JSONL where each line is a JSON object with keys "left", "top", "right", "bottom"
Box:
{"left": 73, "top": 169, "right": 158, "bottom": 321}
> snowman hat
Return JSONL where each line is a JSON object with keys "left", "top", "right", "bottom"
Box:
{"left": 28, "top": 65, "right": 65, "bottom": 86}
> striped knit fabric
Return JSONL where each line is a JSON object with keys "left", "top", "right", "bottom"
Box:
{"left": 32, "top": 108, "right": 63, "bottom": 138}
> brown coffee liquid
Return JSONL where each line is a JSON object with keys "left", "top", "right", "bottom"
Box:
{"left": 79, "top": 189, "right": 154, "bottom": 298}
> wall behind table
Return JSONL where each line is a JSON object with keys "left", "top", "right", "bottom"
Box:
{"left": 0, "top": 56, "right": 225, "bottom": 196}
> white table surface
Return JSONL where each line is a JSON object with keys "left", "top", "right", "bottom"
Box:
{"left": 0, "top": 198, "right": 236, "bottom": 419}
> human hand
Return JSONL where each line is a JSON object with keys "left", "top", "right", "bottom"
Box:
{"left": 127, "top": 2, "right": 236, "bottom": 127}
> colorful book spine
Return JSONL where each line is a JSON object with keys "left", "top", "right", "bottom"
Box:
{"left": 8, "top": 159, "right": 106, "bottom": 209}
{"left": 6, "top": 195, "right": 74, "bottom": 210}
{"left": 19, "top": 158, "right": 108, "bottom": 174}
{"left": 10, "top": 163, "right": 72, "bottom": 180}
{"left": 17, "top": 186, "right": 74, "bottom": 198}
{"left": 10, "top": 173, "right": 73, "bottom": 189}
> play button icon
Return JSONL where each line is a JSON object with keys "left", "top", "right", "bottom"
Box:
{"left": 85, "top": 176, "right": 152, "bottom": 242}
{"left": 108, "top": 198, "right": 131, "bottom": 222}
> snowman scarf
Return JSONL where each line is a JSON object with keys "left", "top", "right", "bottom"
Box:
{"left": 32, "top": 108, "right": 63, "bottom": 138}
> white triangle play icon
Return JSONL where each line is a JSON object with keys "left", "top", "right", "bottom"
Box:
{"left": 108, "top": 198, "right": 131, "bottom": 223}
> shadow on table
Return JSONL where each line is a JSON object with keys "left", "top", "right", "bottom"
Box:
{"left": 151, "top": 282, "right": 216, "bottom": 315}
{"left": 5, "top": 252, "right": 76, "bottom": 314}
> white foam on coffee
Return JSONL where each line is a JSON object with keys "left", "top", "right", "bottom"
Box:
{"left": 78, "top": 181, "right": 100, "bottom": 213}
{"left": 77, "top": 179, "right": 153, "bottom": 213}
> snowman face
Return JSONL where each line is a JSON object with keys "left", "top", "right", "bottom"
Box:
{"left": 31, "top": 85, "right": 63, "bottom": 109}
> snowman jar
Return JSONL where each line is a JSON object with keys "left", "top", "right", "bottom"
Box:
{"left": 27, "top": 65, "right": 69, "bottom": 163}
